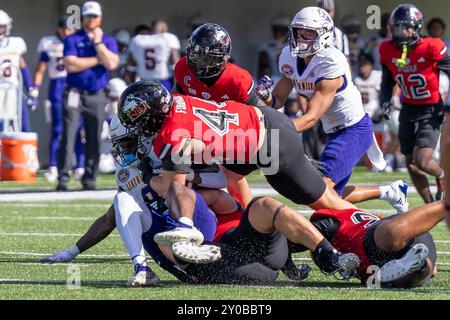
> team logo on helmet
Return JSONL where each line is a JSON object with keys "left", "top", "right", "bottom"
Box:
{"left": 122, "top": 94, "right": 150, "bottom": 122}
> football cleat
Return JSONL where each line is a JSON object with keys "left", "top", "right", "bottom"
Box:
{"left": 387, "top": 180, "right": 409, "bottom": 213}
{"left": 172, "top": 241, "right": 222, "bottom": 264}
{"left": 154, "top": 223, "right": 204, "bottom": 246}
{"left": 127, "top": 264, "right": 160, "bottom": 287}
{"left": 282, "top": 263, "right": 312, "bottom": 281}
{"left": 377, "top": 243, "right": 428, "bottom": 283}
{"left": 335, "top": 253, "right": 361, "bottom": 280}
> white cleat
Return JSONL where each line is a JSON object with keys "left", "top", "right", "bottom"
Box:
{"left": 377, "top": 243, "right": 429, "bottom": 283}
{"left": 127, "top": 265, "right": 160, "bottom": 287}
{"left": 172, "top": 241, "right": 222, "bottom": 264}
{"left": 73, "top": 167, "right": 85, "bottom": 181}
{"left": 44, "top": 167, "right": 58, "bottom": 183}
{"left": 387, "top": 180, "right": 409, "bottom": 213}
{"left": 154, "top": 225, "right": 204, "bottom": 246}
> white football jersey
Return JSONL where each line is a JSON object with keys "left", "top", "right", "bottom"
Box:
{"left": 354, "top": 70, "right": 382, "bottom": 117}
{"left": 37, "top": 35, "right": 66, "bottom": 79}
{"left": 115, "top": 164, "right": 152, "bottom": 207}
{"left": 0, "top": 37, "right": 27, "bottom": 86}
{"left": 279, "top": 45, "right": 365, "bottom": 133}
{"left": 129, "top": 33, "right": 180, "bottom": 81}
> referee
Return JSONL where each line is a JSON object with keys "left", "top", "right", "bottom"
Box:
{"left": 57, "top": 1, "right": 119, "bottom": 191}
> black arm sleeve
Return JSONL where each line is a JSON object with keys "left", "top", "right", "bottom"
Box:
{"left": 380, "top": 63, "right": 395, "bottom": 106}
{"left": 244, "top": 91, "right": 261, "bottom": 106}
{"left": 437, "top": 55, "right": 450, "bottom": 78}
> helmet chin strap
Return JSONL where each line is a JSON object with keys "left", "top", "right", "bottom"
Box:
{"left": 396, "top": 44, "right": 408, "bottom": 68}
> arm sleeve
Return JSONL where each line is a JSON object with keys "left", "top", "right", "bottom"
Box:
{"left": 437, "top": 55, "right": 450, "bottom": 79}
{"left": 39, "top": 52, "right": 50, "bottom": 62}
{"left": 243, "top": 91, "right": 260, "bottom": 106}
{"left": 379, "top": 63, "right": 395, "bottom": 105}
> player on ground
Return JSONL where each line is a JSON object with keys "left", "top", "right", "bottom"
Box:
{"left": 149, "top": 181, "right": 360, "bottom": 285}
{"left": 256, "top": 7, "right": 408, "bottom": 212}
{"left": 32, "top": 17, "right": 86, "bottom": 183}
{"left": 380, "top": 4, "right": 449, "bottom": 203}
{"left": 126, "top": 25, "right": 180, "bottom": 89}
{"left": 118, "top": 80, "right": 358, "bottom": 245}
{"left": 0, "top": 10, "right": 34, "bottom": 132}
{"left": 173, "top": 23, "right": 261, "bottom": 206}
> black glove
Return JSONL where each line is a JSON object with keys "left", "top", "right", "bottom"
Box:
{"left": 372, "top": 102, "right": 392, "bottom": 124}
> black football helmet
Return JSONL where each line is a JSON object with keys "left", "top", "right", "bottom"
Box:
{"left": 389, "top": 4, "right": 424, "bottom": 47}
{"left": 186, "top": 23, "right": 232, "bottom": 79}
{"left": 118, "top": 80, "right": 173, "bottom": 136}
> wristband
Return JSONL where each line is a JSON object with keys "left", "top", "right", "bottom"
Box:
{"left": 94, "top": 42, "right": 103, "bottom": 47}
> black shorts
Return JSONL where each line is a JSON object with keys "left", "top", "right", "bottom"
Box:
{"left": 398, "top": 103, "right": 444, "bottom": 155}
{"left": 364, "top": 215, "right": 437, "bottom": 269}
{"left": 185, "top": 198, "right": 289, "bottom": 285}
{"left": 223, "top": 106, "right": 326, "bottom": 205}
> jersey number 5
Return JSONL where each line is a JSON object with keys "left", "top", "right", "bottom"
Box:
{"left": 396, "top": 74, "right": 431, "bottom": 100}
{"left": 144, "top": 48, "right": 156, "bottom": 70}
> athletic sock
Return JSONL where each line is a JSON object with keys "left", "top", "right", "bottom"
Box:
{"left": 132, "top": 255, "right": 147, "bottom": 267}
{"left": 379, "top": 185, "right": 393, "bottom": 201}
{"left": 311, "top": 239, "right": 339, "bottom": 274}
{"left": 179, "top": 217, "right": 194, "bottom": 227}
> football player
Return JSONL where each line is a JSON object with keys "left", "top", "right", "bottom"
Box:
{"left": 118, "top": 80, "right": 359, "bottom": 246}
{"left": 173, "top": 23, "right": 259, "bottom": 107}
{"left": 41, "top": 114, "right": 225, "bottom": 286}
{"left": 172, "top": 23, "right": 259, "bottom": 206}
{"left": 32, "top": 16, "right": 85, "bottom": 183}
{"left": 0, "top": 10, "right": 34, "bottom": 132}
{"left": 126, "top": 24, "right": 180, "bottom": 88}
{"left": 150, "top": 181, "right": 360, "bottom": 285}
{"left": 256, "top": 7, "right": 408, "bottom": 212}
{"left": 380, "top": 4, "right": 449, "bottom": 203}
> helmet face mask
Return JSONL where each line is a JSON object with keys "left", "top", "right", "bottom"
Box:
{"left": 0, "top": 10, "right": 12, "bottom": 41}
{"left": 389, "top": 4, "right": 423, "bottom": 47}
{"left": 186, "top": 23, "right": 231, "bottom": 80}
{"left": 288, "top": 7, "right": 334, "bottom": 58}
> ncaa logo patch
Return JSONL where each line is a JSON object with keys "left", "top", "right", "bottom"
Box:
{"left": 118, "top": 168, "right": 130, "bottom": 183}
{"left": 281, "top": 64, "right": 294, "bottom": 76}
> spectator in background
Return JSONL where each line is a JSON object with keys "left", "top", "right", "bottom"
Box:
{"left": 32, "top": 16, "right": 86, "bottom": 183}
{"left": 134, "top": 24, "right": 151, "bottom": 36}
{"left": 316, "top": 0, "right": 350, "bottom": 58}
{"left": 341, "top": 15, "right": 364, "bottom": 77}
{"left": 126, "top": 19, "right": 180, "bottom": 89}
{"left": 362, "top": 13, "right": 391, "bottom": 70}
{"left": 111, "top": 29, "right": 131, "bottom": 80}
{"left": 57, "top": 1, "right": 119, "bottom": 191}
{"left": 257, "top": 15, "right": 290, "bottom": 80}
{"left": 180, "top": 15, "right": 207, "bottom": 56}
{"left": 426, "top": 18, "right": 449, "bottom": 44}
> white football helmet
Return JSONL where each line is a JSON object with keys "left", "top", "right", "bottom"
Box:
{"left": 0, "top": 10, "right": 12, "bottom": 40}
{"left": 288, "top": 7, "right": 334, "bottom": 58}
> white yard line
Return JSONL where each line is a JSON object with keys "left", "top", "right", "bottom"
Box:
{"left": 0, "top": 251, "right": 128, "bottom": 258}
{"left": 0, "top": 232, "right": 118, "bottom": 237}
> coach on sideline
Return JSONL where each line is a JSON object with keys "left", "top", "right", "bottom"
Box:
{"left": 57, "top": 1, "right": 119, "bottom": 191}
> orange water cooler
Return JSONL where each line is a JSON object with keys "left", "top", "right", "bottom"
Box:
{"left": 0, "top": 132, "right": 39, "bottom": 182}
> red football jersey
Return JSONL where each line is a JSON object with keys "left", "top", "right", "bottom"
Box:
{"left": 311, "top": 208, "right": 383, "bottom": 281}
{"left": 214, "top": 209, "right": 244, "bottom": 243}
{"left": 174, "top": 56, "right": 255, "bottom": 103}
{"left": 152, "top": 94, "right": 262, "bottom": 168}
{"left": 380, "top": 37, "right": 447, "bottom": 105}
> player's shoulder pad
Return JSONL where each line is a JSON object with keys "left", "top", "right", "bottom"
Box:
{"left": 312, "top": 47, "right": 347, "bottom": 78}
{"left": 37, "top": 35, "right": 58, "bottom": 52}
{"left": 115, "top": 165, "right": 141, "bottom": 187}
{"left": 279, "top": 45, "right": 296, "bottom": 77}
{"left": 9, "top": 36, "right": 27, "bottom": 54}
{"left": 425, "top": 37, "right": 447, "bottom": 56}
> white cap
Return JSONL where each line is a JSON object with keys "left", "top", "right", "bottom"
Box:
{"left": 106, "top": 78, "right": 127, "bottom": 98}
{"left": 82, "top": 1, "right": 102, "bottom": 16}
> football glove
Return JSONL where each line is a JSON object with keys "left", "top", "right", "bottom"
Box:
{"left": 40, "top": 247, "right": 78, "bottom": 264}
{"left": 255, "top": 75, "right": 275, "bottom": 101}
